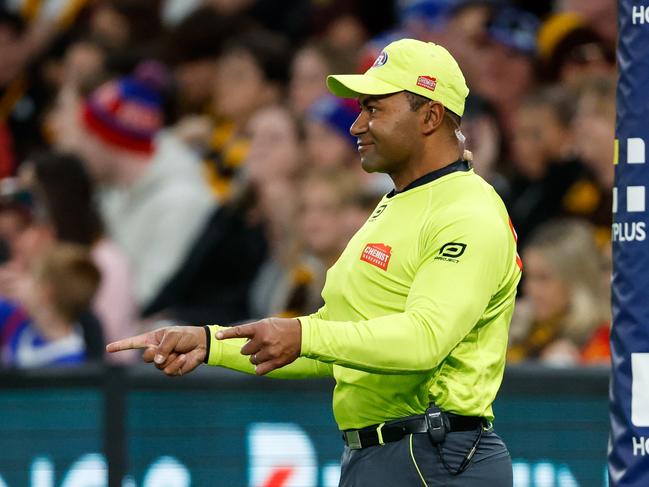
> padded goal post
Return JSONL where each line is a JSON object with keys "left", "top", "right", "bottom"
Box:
{"left": 610, "top": 2, "right": 649, "bottom": 486}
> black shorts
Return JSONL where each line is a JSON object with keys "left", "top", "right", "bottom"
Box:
{"left": 338, "top": 427, "right": 512, "bottom": 487}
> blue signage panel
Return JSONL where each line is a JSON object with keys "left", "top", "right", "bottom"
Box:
{"left": 610, "top": 2, "right": 649, "bottom": 486}
{"left": 0, "top": 369, "right": 609, "bottom": 487}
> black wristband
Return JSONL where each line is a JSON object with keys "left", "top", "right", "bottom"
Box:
{"left": 203, "top": 325, "right": 211, "bottom": 364}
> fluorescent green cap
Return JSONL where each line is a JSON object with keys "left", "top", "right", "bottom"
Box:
{"left": 327, "top": 38, "right": 469, "bottom": 117}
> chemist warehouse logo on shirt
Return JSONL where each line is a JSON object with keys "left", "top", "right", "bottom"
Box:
{"left": 434, "top": 242, "right": 467, "bottom": 263}
{"left": 360, "top": 243, "right": 392, "bottom": 270}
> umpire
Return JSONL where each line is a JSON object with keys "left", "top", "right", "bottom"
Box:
{"left": 109, "top": 38, "right": 521, "bottom": 486}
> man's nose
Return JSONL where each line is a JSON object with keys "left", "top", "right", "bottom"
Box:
{"left": 350, "top": 111, "right": 368, "bottom": 137}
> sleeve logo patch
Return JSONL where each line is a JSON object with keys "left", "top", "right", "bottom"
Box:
{"left": 370, "top": 204, "right": 387, "bottom": 220}
{"left": 360, "top": 243, "right": 392, "bottom": 270}
{"left": 435, "top": 242, "right": 466, "bottom": 263}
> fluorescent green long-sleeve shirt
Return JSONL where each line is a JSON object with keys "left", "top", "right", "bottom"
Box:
{"left": 207, "top": 163, "right": 521, "bottom": 430}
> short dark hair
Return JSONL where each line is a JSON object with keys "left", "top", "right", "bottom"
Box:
{"left": 404, "top": 91, "right": 461, "bottom": 130}
{"left": 222, "top": 29, "right": 292, "bottom": 86}
{"left": 404, "top": 91, "right": 429, "bottom": 111}
{"left": 31, "top": 152, "right": 104, "bottom": 245}
{"left": 166, "top": 7, "right": 249, "bottom": 65}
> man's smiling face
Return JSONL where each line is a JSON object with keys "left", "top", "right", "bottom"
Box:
{"left": 350, "top": 92, "right": 423, "bottom": 175}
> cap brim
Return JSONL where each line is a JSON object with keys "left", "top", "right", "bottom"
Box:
{"left": 327, "top": 74, "right": 403, "bottom": 99}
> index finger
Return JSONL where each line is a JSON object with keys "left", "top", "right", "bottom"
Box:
{"left": 106, "top": 331, "right": 156, "bottom": 353}
{"left": 216, "top": 323, "right": 258, "bottom": 341}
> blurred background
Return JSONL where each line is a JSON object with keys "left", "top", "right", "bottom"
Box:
{"left": 0, "top": 0, "right": 615, "bottom": 485}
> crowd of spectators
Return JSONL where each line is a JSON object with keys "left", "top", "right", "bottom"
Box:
{"left": 0, "top": 0, "right": 616, "bottom": 368}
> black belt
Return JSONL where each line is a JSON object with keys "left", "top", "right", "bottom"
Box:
{"left": 342, "top": 413, "right": 487, "bottom": 450}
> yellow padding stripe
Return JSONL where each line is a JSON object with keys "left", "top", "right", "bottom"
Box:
{"left": 409, "top": 434, "right": 429, "bottom": 487}
{"left": 376, "top": 422, "right": 386, "bottom": 445}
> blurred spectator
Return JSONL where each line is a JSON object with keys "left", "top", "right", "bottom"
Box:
{"left": 244, "top": 105, "right": 304, "bottom": 318}
{"left": 56, "top": 37, "right": 109, "bottom": 91}
{"left": 248, "top": 177, "right": 303, "bottom": 318}
{"left": 461, "top": 95, "right": 509, "bottom": 196}
{"left": 210, "top": 0, "right": 312, "bottom": 44}
{"left": 89, "top": 0, "right": 164, "bottom": 56}
{"left": 0, "top": 8, "right": 42, "bottom": 169}
{"left": 139, "top": 106, "right": 298, "bottom": 323}
{"left": 243, "top": 105, "right": 303, "bottom": 251}
{"left": 214, "top": 30, "right": 292, "bottom": 133}
{"left": 142, "top": 105, "right": 304, "bottom": 324}
{"left": 202, "top": 29, "right": 292, "bottom": 199}
{"left": 304, "top": 95, "right": 392, "bottom": 194}
{"left": 289, "top": 44, "right": 331, "bottom": 117}
{"left": 508, "top": 219, "right": 610, "bottom": 366}
{"left": 569, "top": 75, "right": 615, "bottom": 247}
{"left": 299, "top": 167, "right": 358, "bottom": 265}
{"left": 506, "top": 85, "right": 586, "bottom": 247}
{"left": 0, "top": 243, "right": 100, "bottom": 368}
{"left": 310, "top": 1, "right": 378, "bottom": 56}
{"left": 396, "top": 0, "right": 456, "bottom": 40}
{"left": 289, "top": 42, "right": 357, "bottom": 118}
{"left": 356, "top": 0, "right": 452, "bottom": 72}
{"left": 41, "top": 38, "right": 110, "bottom": 149}
{"left": 435, "top": 1, "right": 495, "bottom": 91}
{"left": 537, "top": 12, "right": 615, "bottom": 86}
{"left": 0, "top": 1, "right": 96, "bottom": 165}
{"left": 0, "top": 179, "right": 32, "bottom": 264}
{"left": 558, "top": 0, "right": 617, "bottom": 47}
{"left": 245, "top": 104, "right": 304, "bottom": 185}
{"left": 472, "top": 6, "right": 540, "bottom": 132}
{"left": 18, "top": 152, "right": 138, "bottom": 363}
{"left": 305, "top": 95, "right": 359, "bottom": 169}
{"left": 251, "top": 168, "right": 357, "bottom": 318}
{"left": 66, "top": 61, "right": 215, "bottom": 310}
{"left": 166, "top": 6, "right": 243, "bottom": 115}
{"left": 141, "top": 198, "right": 267, "bottom": 325}
{"left": 358, "top": 0, "right": 474, "bottom": 75}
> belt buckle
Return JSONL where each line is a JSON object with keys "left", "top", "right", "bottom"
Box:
{"left": 345, "top": 430, "right": 362, "bottom": 450}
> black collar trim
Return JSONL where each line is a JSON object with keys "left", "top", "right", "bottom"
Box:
{"left": 387, "top": 159, "right": 471, "bottom": 198}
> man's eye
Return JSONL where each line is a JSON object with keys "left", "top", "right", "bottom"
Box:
{"left": 367, "top": 106, "right": 377, "bottom": 114}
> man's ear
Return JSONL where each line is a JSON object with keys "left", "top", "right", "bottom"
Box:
{"left": 421, "top": 102, "right": 445, "bottom": 135}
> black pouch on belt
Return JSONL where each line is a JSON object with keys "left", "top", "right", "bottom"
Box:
{"left": 425, "top": 403, "right": 450, "bottom": 445}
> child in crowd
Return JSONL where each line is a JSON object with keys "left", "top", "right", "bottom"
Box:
{"left": 0, "top": 244, "right": 100, "bottom": 368}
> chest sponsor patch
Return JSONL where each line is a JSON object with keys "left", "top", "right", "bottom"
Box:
{"left": 360, "top": 243, "right": 392, "bottom": 271}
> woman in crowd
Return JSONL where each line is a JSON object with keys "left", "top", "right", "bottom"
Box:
{"left": 508, "top": 219, "right": 610, "bottom": 365}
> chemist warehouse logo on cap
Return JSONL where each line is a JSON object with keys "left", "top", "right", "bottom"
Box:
{"left": 373, "top": 50, "right": 388, "bottom": 67}
{"left": 361, "top": 243, "right": 392, "bottom": 270}
{"left": 416, "top": 76, "right": 437, "bottom": 92}
{"left": 434, "top": 242, "right": 467, "bottom": 263}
